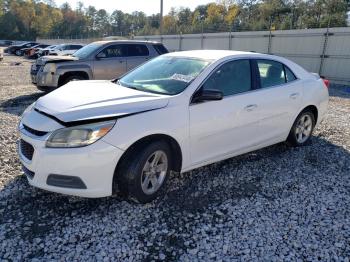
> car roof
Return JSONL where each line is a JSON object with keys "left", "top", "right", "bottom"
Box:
{"left": 92, "top": 40, "right": 162, "bottom": 45}
{"left": 163, "top": 50, "right": 261, "bottom": 61}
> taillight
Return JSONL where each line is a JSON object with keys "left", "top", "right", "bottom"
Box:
{"left": 320, "top": 76, "right": 330, "bottom": 88}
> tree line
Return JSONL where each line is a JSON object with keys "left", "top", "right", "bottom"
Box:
{"left": 0, "top": 0, "right": 348, "bottom": 40}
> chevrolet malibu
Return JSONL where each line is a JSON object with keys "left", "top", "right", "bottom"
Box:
{"left": 18, "top": 50, "right": 329, "bottom": 203}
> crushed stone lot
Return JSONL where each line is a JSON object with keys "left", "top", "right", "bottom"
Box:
{"left": 0, "top": 50, "right": 350, "bottom": 261}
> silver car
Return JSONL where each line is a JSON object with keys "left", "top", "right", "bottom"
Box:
{"left": 31, "top": 40, "right": 169, "bottom": 91}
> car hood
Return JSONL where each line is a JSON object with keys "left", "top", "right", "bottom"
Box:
{"left": 36, "top": 55, "right": 79, "bottom": 65}
{"left": 34, "top": 80, "right": 170, "bottom": 125}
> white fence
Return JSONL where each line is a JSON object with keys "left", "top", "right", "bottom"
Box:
{"left": 134, "top": 27, "right": 350, "bottom": 84}
{"left": 38, "top": 27, "right": 350, "bottom": 84}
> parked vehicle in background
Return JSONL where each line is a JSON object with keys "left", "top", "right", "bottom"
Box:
{"left": 31, "top": 40, "right": 169, "bottom": 91}
{"left": 0, "top": 40, "right": 14, "bottom": 47}
{"left": 0, "top": 49, "right": 3, "bottom": 61}
{"left": 7, "top": 42, "right": 39, "bottom": 55}
{"left": 23, "top": 44, "right": 50, "bottom": 59}
{"left": 37, "top": 45, "right": 58, "bottom": 57}
{"left": 48, "top": 44, "right": 83, "bottom": 56}
{"left": 19, "top": 50, "right": 329, "bottom": 203}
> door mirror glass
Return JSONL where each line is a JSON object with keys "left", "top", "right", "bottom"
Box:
{"left": 192, "top": 89, "right": 223, "bottom": 103}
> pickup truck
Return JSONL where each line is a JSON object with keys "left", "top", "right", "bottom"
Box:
{"left": 31, "top": 40, "right": 169, "bottom": 91}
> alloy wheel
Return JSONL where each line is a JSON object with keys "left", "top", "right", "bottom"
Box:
{"left": 295, "top": 114, "right": 313, "bottom": 143}
{"left": 141, "top": 150, "right": 168, "bottom": 195}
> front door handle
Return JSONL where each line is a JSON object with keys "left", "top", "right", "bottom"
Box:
{"left": 244, "top": 104, "right": 258, "bottom": 112}
{"left": 290, "top": 93, "right": 300, "bottom": 99}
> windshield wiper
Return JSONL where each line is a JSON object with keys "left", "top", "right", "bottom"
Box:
{"left": 116, "top": 80, "right": 139, "bottom": 90}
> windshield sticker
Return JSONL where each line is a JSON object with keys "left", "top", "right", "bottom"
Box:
{"left": 170, "top": 73, "right": 194, "bottom": 83}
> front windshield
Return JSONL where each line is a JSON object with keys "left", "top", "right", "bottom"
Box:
{"left": 119, "top": 56, "right": 211, "bottom": 95}
{"left": 72, "top": 43, "right": 101, "bottom": 59}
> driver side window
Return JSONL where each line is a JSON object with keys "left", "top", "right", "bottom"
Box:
{"left": 98, "top": 45, "right": 127, "bottom": 58}
{"left": 202, "top": 59, "right": 252, "bottom": 96}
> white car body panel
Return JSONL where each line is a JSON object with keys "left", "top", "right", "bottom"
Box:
{"left": 18, "top": 50, "right": 329, "bottom": 197}
{"left": 35, "top": 80, "right": 170, "bottom": 123}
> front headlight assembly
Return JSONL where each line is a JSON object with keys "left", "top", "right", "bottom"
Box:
{"left": 22, "top": 102, "right": 36, "bottom": 117}
{"left": 46, "top": 120, "right": 116, "bottom": 148}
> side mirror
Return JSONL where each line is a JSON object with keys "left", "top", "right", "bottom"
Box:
{"left": 192, "top": 89, "right": 223, "bottom": 103}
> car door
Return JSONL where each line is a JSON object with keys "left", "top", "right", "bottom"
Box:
{"left": 126, "top": 44, "right": 150, "bottom": 71}
{"left": 93, "top": 44, "right": 127, "bottom": 80}
{"left": 252, "top": 59, "right": 303, "bottom": 142}
{"left": 189, "top": 59, "right": 263, "bottom": 165}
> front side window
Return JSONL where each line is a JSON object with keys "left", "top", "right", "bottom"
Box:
{"left": 118, "top": 56, "right": 211, "bottom": 95}
{"left": 127, "top": 44, "right": 149, "bottom": 56}
{"left": 257, "top": 60, "right": 296, "bottom": 88}
{"left": 202, "top": 59, "right": 252, "bottom": 96}
{"left": 98, "top": 45, "right": 127, "bottom": 58}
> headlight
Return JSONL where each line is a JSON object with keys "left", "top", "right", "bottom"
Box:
{"left": 22, "top": 102, "right": 36, "bottom": 117}
{"left": 42, "top": 63, "right": 56, "bottom": 73}
{"left": 46, "top": 120, "right": 116, "bottom": 148}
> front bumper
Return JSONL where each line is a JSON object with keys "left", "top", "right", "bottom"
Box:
{"left": 35, "top": 71, "right": 60, "bottom": 88}
{"left": 18, "top": 125, "right": 124, "bottom": 198}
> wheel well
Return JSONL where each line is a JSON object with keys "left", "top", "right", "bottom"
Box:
{"left": 112, "top": 134, "right": 183, "bottom": 194}
{"left": 58, "top": 71, "right": 89, "bottom": 86}
{"left": 302, "top": 105, "right": 318, "bottom": 123}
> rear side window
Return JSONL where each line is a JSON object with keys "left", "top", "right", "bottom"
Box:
{"left": 203, "top": 59, "right": 252, "bottom": 96}
{"left": 257, "top": 60, "right": 285, "bottom": 88}
{"left": 127, "top": 44, "right": 149, "bottom": 56}
{"left": 153, "top": 44, "right": 169, "bottom": 55}
{"left": 257, "top": 59, "right": 297, "bottom": 88}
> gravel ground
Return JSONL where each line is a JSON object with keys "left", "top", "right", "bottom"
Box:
{"left": 0, "top": 50, "right": 350, "bottom": 261}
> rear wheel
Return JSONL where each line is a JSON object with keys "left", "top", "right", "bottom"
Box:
{"left": 117, "top": 141, "right": 172, "bottom": 203}
{"left": 287, "top": 110, "right": 315, "bottom": 146}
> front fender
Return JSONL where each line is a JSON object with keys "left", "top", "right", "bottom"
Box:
{"left": 56, "top": 64, "right": 93, "bottom": 79}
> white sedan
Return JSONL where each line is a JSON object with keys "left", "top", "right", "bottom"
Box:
{"left": 18, "top": 50, "right": 329, "bottom": 203}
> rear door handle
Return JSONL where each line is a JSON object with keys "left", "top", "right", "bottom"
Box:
{"left": 244, "top": 104, "right": 258, "bottom": 112}
{"left": 290, "top": 93, "right": 300, "bottom": 99}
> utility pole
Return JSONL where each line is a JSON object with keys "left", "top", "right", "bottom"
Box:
{"left": 160, "top": 0, "right": 163, "bottom": 35}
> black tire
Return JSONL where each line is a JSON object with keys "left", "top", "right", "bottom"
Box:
{"left": 287, "top": 109, "right": 315, "bottom": 147}
{"left": 116, "top": 141, "right": 173, "bottom": 203}
{"left": 61, "top": 75, "right": 86, "bottom": 86}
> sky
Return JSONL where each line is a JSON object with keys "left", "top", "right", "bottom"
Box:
{"left": 55, "top": 0, "right": 215, "bottom": 15}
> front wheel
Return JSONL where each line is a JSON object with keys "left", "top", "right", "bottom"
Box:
{"left": 287, "top": 110, "right": 315, "bottom": 146}
{"left": 117, "top": 141, "right": 172, "bottom": 203}
{"left": 15, "top": 50, "right": 22, "bottom": 56}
